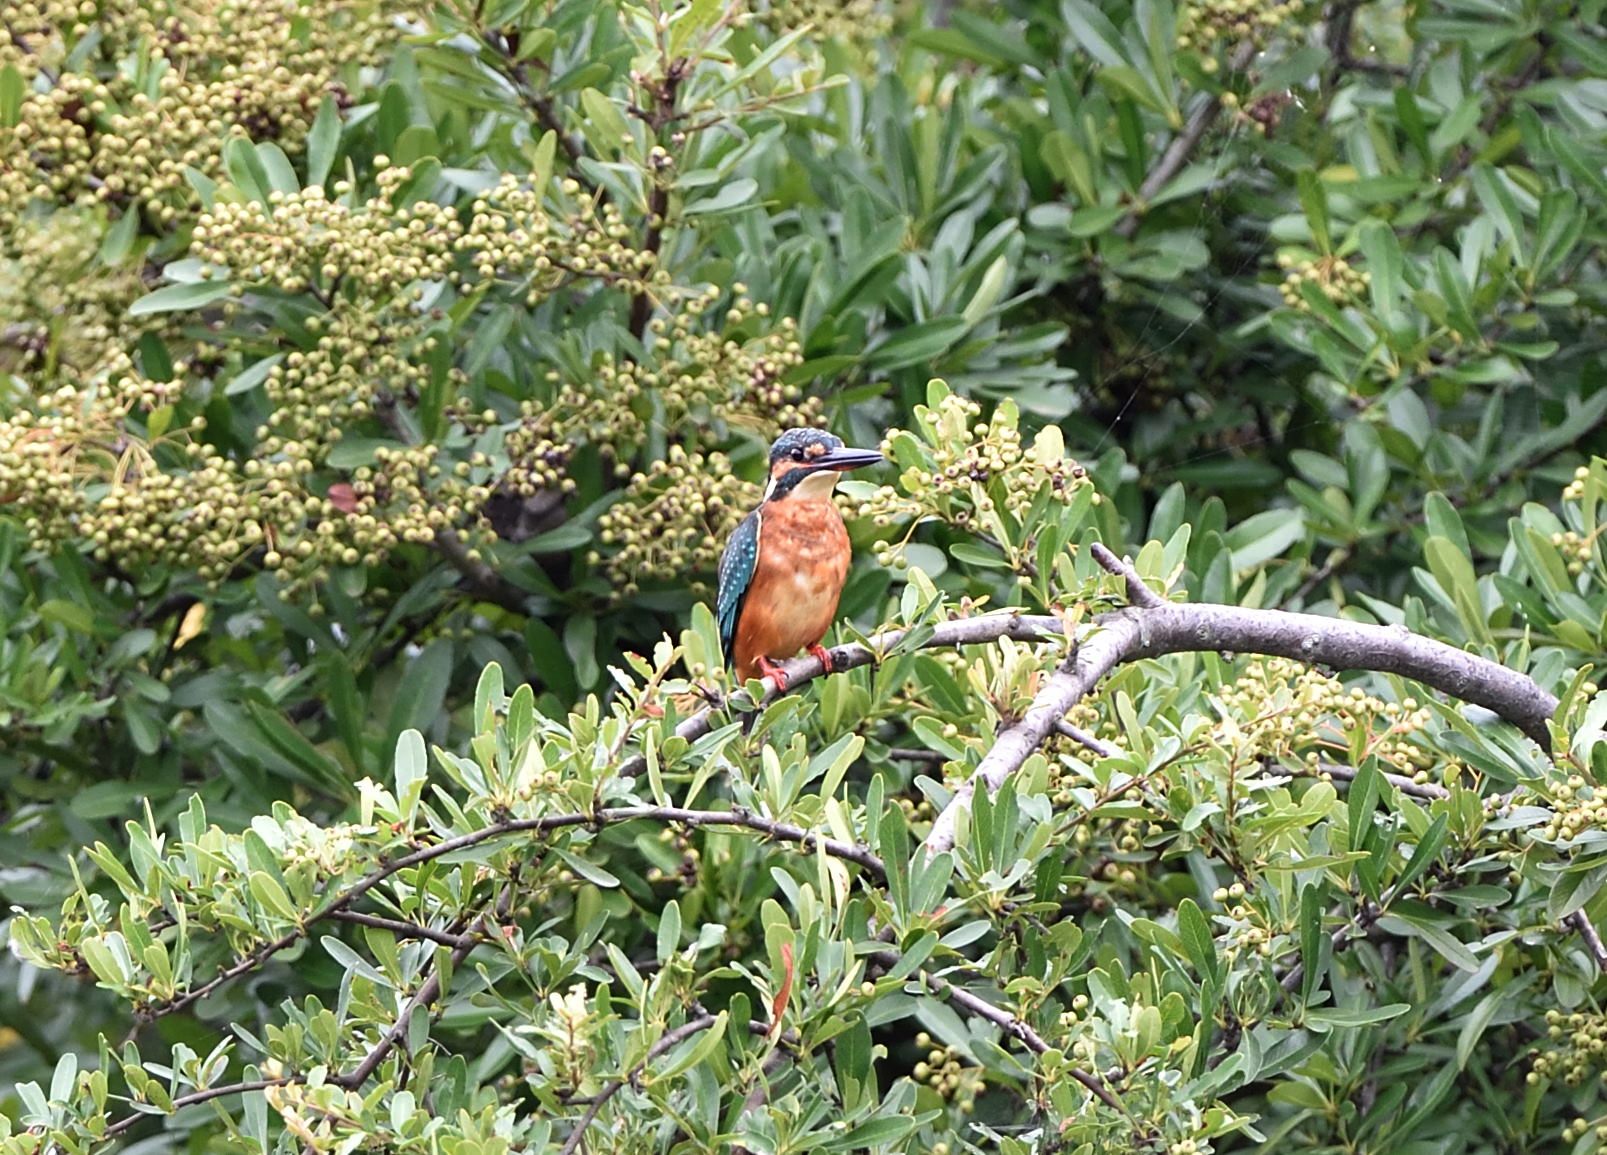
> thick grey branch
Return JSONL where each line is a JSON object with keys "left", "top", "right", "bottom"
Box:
{"left": 923, "top": 544, "right": 1557, "bottom": 855}
{"left": 616, "top": 613, "right": 1064, "bottom": 778}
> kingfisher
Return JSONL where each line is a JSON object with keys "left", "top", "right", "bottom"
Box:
{"left": 716, "top": 429, "right": 884, "bottom": 688}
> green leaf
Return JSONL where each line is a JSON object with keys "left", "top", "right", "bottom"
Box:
{"left": 682, "top": 178, "right": 759, "bottom": 217}
{"left": 1177, "top": 898, "right": 1221, "bottom": 985}
{"left": 1305, "top": 1003, "right": 1412, "bottom": 1029}
{"left": 652, "top": 1011, "right": 726, "bottom": 1081}
{"left": 249, "top": 871, "right": 299, "bottom": 922}
{"left": 1297, "top": 170, "right": 1331, "bottom": 253}
{"left": 306, "top": 97, "right": 342, "bottom": 188}
{"left": 820, "top": 1115, "right": 924, "bottom": 1150}
{"left": 128, "top": 281, "right": 232, "bottom": 317}
{"left": 0, "top": 65, "right": 22, "bottom": 127}
{"left": 657, "top": 899, "right": 682, "bottom": 964}
{"left": 866, "top": 318, "right": 973, "bottom": 371}
{"left": 223, "top": 354, "right": 285, "bottom": 397}
{"left": 1299, "top": 883, "right": 1323, "bottom": 1001}
{"left": 1061, "top": 0, "right": 1131, "bottom": 68}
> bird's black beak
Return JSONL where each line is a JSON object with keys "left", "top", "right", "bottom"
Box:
{"left": 814, "top": 446, "right": 884, "bottom": 472}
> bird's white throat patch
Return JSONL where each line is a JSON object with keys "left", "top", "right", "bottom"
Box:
{"left": 791, "top": 469, "right": 841, "bottom": 500}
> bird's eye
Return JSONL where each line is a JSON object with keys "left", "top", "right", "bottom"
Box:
{"left": 791, "top": 448, "right": 806, "bottom": 461}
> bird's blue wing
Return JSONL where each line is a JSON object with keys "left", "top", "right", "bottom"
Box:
{"left": 716, "top": 510, "right": 761, "bottom": 667}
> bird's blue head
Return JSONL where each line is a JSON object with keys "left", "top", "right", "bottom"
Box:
{"left": 765, "top": 429, "right": 883, "bottom": 501}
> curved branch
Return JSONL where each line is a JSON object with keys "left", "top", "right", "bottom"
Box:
{"left": 103, "top": 1079, "right": 290, "bottom": 1140}
{"left": 558, "top": 1014, "right": 720, "bottom": 1155}
{"left": 865, "top": 949, "right": 1127, "bottom": 1117}
{"left": 617, "top": 613, "right": 1065, "bottom": 779}
{"left": 147, "top": 805, "right": 884, "bottom": 1027}
{"left": 923, "top": 543, "right": 1557, "bottom": 855}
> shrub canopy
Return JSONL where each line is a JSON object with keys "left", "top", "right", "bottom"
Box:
{"left": 1, "top": 0, "right": 1605, "bottom": 1152}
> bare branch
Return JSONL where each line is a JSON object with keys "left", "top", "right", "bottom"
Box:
{"left": 1115, "top": 42, "right": 1255, "bottom": 240}
{"left": 103, "top": 1079, "right": 291, "bottom": 1140}
{"left": 142, "top": 805, "right": 883, "bottom": 1030}
{"left": 617, "top": 612, "right": 1065, "bottom": 779}
{"left": 328, "top": 910, "right": 478, "bottom": 948}
{"left": 558, "top": 1015, "right": 720, "bottom": 1155}
{"left": 924, "top": 544, "right": 1556, "bottom": 855}
{"left": 334, "top": 910, "right": 485, "bottom": 1089}
{"left": 867, "top": 950, "right": 1127, "bottom": 1117}
{"left": 1090, "top": 541, "right": 1166, "bottom": 609}
{"left": 1054, "top": 720, "right": 1121, "bottom": 760}
{"left": 1569, "top": 910, "right": 1607, "bottom": 972}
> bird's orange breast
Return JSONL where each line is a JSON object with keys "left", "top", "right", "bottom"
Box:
{"left": 733, "top": 498, "right": 850, "bottom": 680}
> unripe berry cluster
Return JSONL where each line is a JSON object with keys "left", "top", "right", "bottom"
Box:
{"left": 1220, "top": 90, "right": 1294, "bottom": 137}
{"left": 1563, "top": 464, "right": 1596, "bottom": 504}
{"left": 0, "top": 208, "right": 147, "bottom": 376}
{"left": 1534, "top": 1009, "right": 1607, "bottom": 1089}
{"left": 0, "top": 0, "right": 395, "bottom": 223}
{"left": 859, "top": 390, "right": 1090, "bottom": 559}
{"left": 1276, "top": 252, "right": 1369, "bottom": 310}
{"left": 1550, "top": 529, "right": 1599, "bottom": 575}
{"left": 1176, "top": 0, "right": 1306, "bottom": 61}
{"left": 910, "top": 1033, "right": 983, "bottom": 1115}
{"left": 505, "top": 287, "right": 819, "bottom": 507}
{"left": 1209, "top": 883, "right": 1279, "bottom": 963}
{"left": 757, "top": 0, "right": 892, "bottom": 44}
{"left": 590, "top": 448, "right": 758, "bottom": 597}
{"left": 193, "top": 168, "right": 462, "bottom": 300}
{"left": 1215, "top": 657, "right": 1434, "bottom": 778}
{"left": 456, "top": 175, "right": 658, "bottom": 299}
{"left": 1532, "top": 756, "right": 1607, "bottom": 845}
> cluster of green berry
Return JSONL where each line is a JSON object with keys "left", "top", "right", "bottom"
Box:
{"left": 1563, "top": 464, "right": 1597, "bottom": 504}
{"left": 911, "top": 1033, "right": 983, "bottom": 1116}
{"left": 456, "top": 175, "right": 660, "bottom": 300}
{"left": 1553, "top": 466, "right": 1602, "bottom": 576}
{"left": 1535, "top": 1010, "right": 1607, "bottom": 1089}
{"left": 1220, "top": 90, "right": 1294, "bottom": 136}
{"left": 0, "top": 0, "right": 395, "bottom": 224}
{"left": 1276, "top": 252, "right": 1369, "bottom": 311}
{"left": 1560, "top": 1115, "right": 1607, "bottom": 1154}
{"left": 1176, "top": 0, "right": 1306, "bottom": 63}
{"left": 0, "top": 382, "right": 491, "bottom": 591}
{"left": 1209, "top": 882, "right": 1280, "bottom": 963}
{"left": 193, "top": 167, "right": 461, "bottom": 300}
{"left": 1214, "top": 657, "right": 1435, "bottom": 779}
{"left": 504, "top": 287, "right": 819, "bottom": 505}
{"left": 591, "top": 448, "right": 759, "bottom": 598}
{"left": 1534, "top": 761, "right": 1607, "bottom": 845}
{"left": 0, "top": 208, "right": 148, "bottom": 376}
{"left": 756, "top": 0, "right": 892, "bottom": 44}
{"left": 859, "top": 387, "right": 1091, "bottom": 562}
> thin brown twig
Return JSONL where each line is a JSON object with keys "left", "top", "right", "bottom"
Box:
{"left": 1053, "top": 720, "right": 1121, "bottom": 759}
{"left": 1569, "top": 910, "right": 1607, "bottom": 972}
{"left": 327, "top": 910, "right": 478, "bottom": 948}
{"left": 103, "top": 1079, "right": 290, "bottom": 1140}
{"left": 1115, "top": 42, "right": 1255, "bottom": 240}
{"left": 140, "top": 804, "right": 884, "bottom": 1029}
{"left": 372, "top": 395, "right": 531, "bottom": 613}
{"left": 865, "top": 950, "right": 1127, "bottom": 1117}
{"left": 557, "top": 1015, "right": 719, "bottom": 1155}
{"left": 334, "top": 910, "right": 484, "bottom": 1089}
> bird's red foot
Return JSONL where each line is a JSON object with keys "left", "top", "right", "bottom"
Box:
{"left": 756, "top": 655, "right": 790, "bottom": 689}
{"left": 807, "top": 643, "right": 834, "bottom": 674}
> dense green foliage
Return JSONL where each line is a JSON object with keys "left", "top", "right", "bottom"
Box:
{"left": 1, "top": 0, "right": 1605, "bottom": 1151}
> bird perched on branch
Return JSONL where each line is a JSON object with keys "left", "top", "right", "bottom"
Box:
{"left": 716, "top": 429, "right": 884, "bottom": 688}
